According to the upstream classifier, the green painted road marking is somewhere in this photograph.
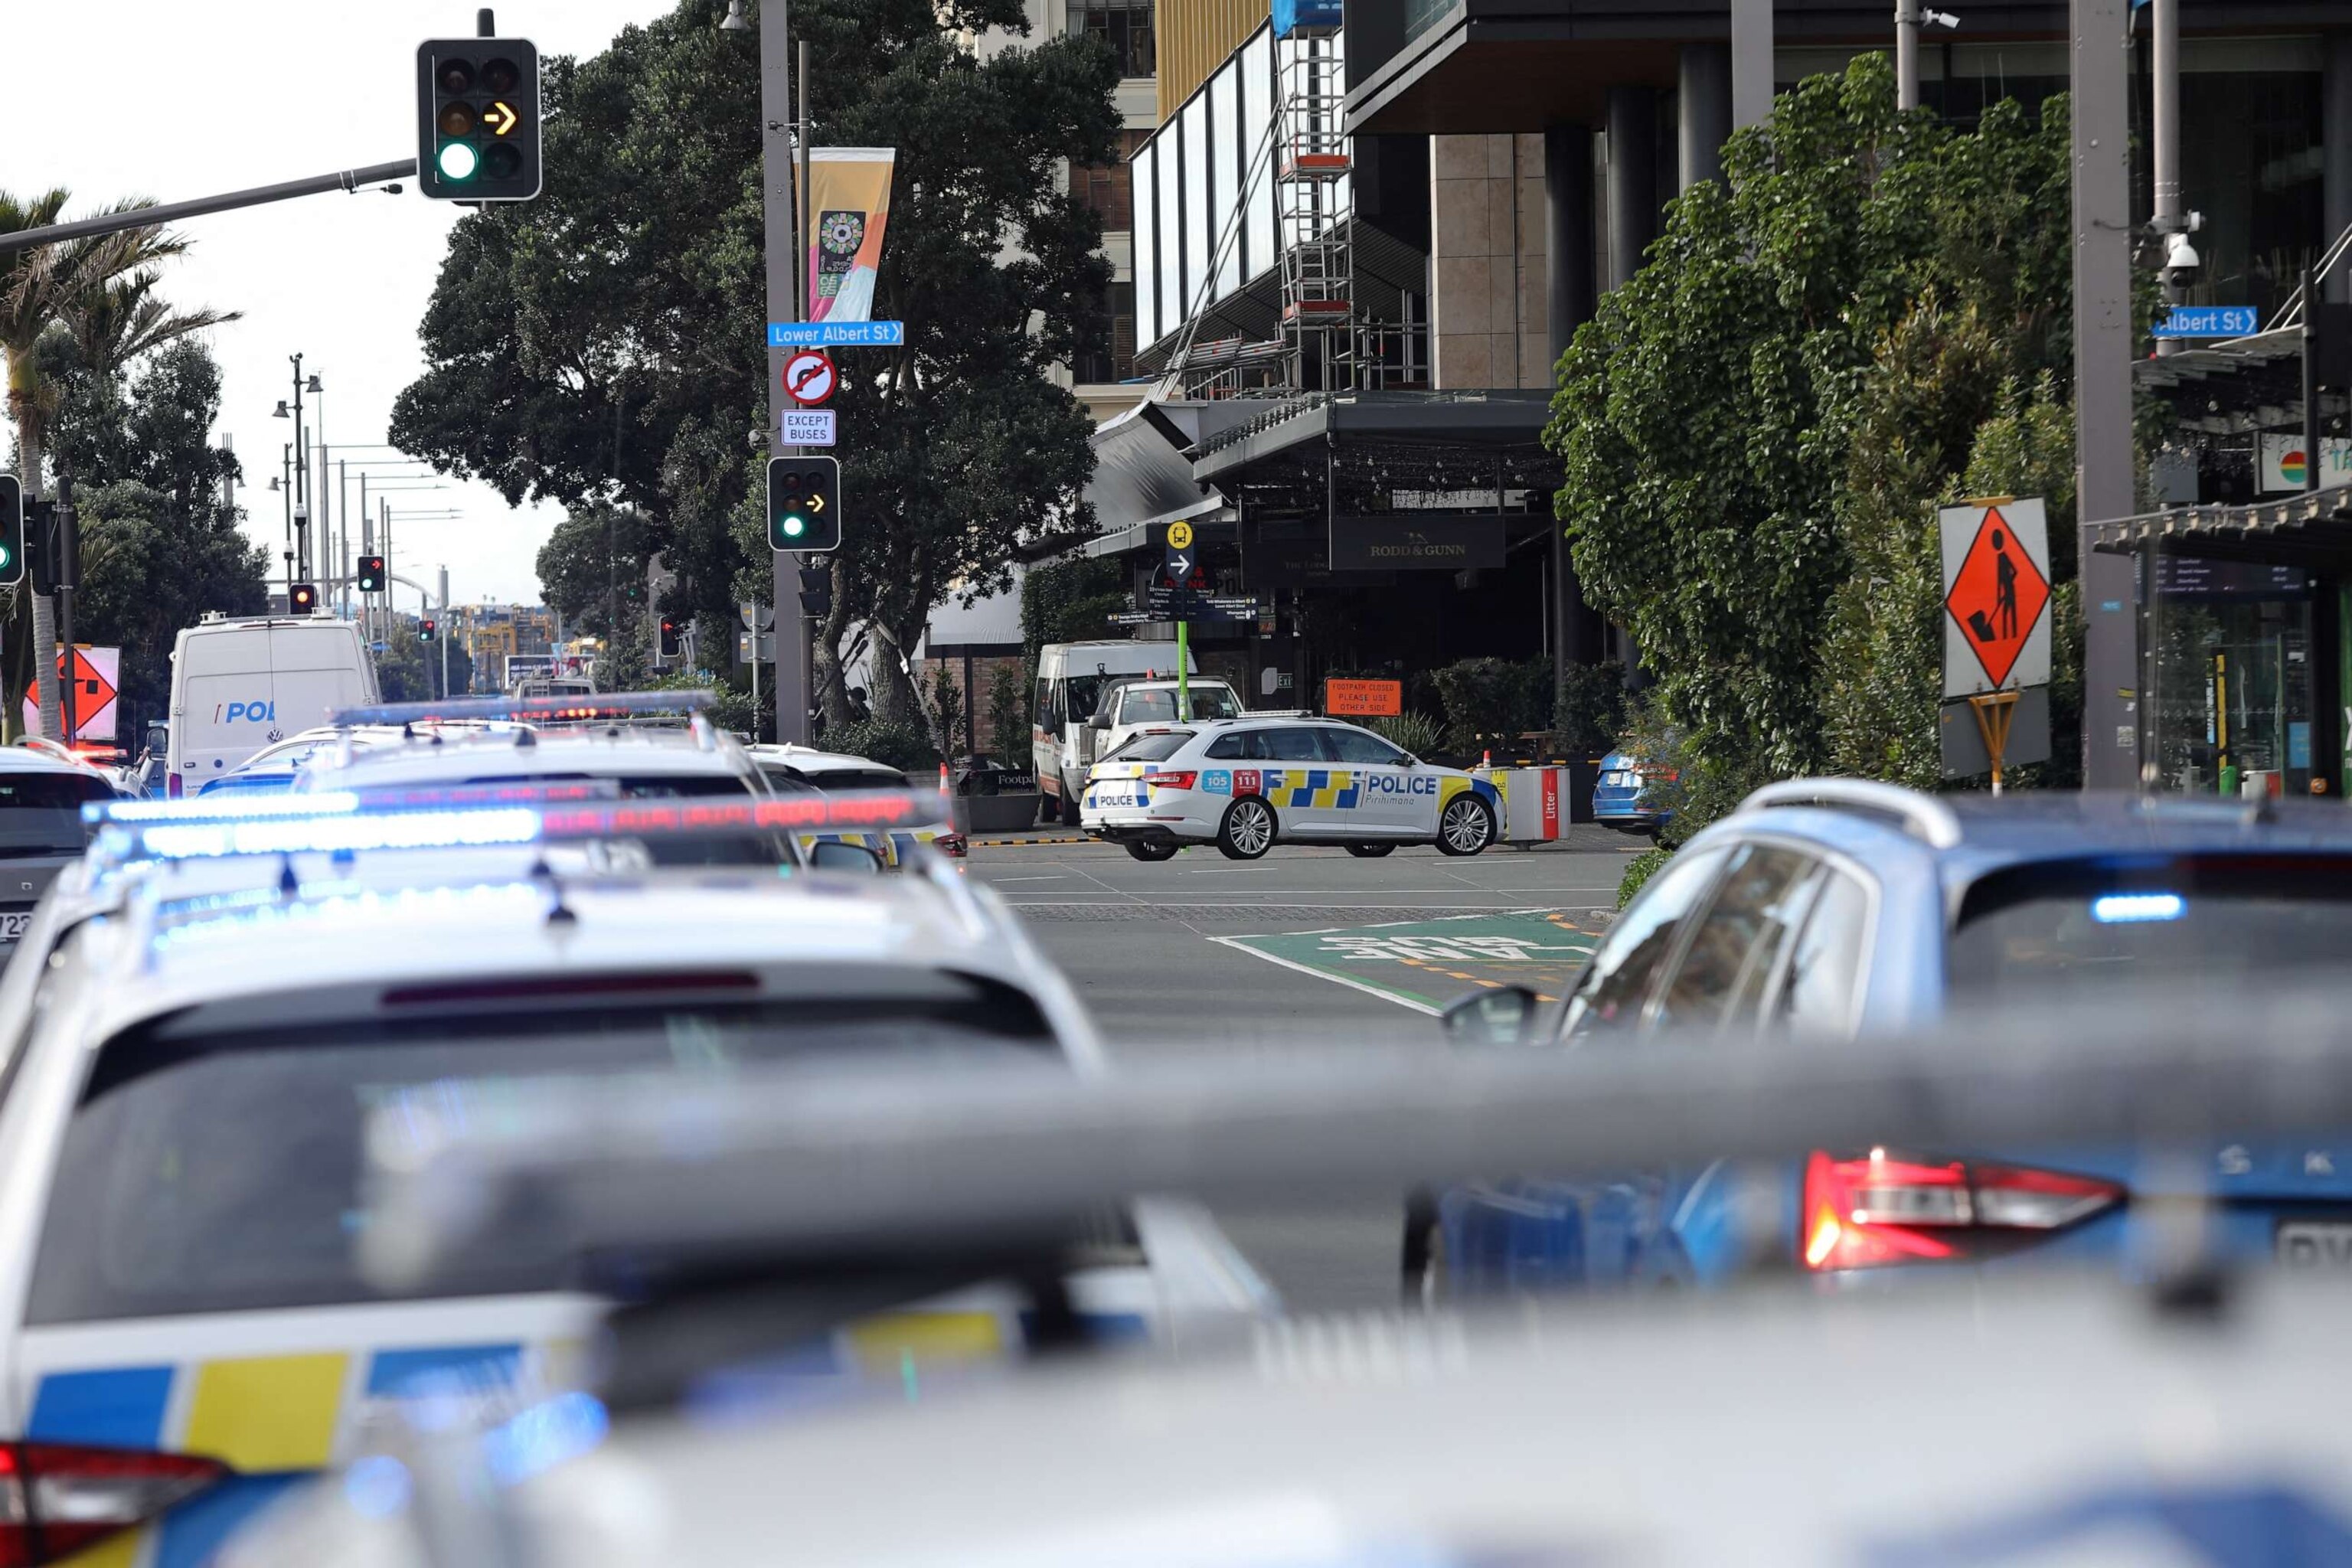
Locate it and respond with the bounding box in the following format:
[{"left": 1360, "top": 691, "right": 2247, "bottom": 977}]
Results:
[{"left": 1213, "top": 910, "right": 1606, "bottom": 1014}]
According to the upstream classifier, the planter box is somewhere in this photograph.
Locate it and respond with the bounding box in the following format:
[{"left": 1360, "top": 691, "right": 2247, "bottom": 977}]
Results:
[{"left": 959, "top": 793, "right": 1043, "bottom": 835}]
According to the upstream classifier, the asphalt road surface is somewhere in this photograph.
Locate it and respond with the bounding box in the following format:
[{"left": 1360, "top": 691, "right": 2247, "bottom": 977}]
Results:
[{"left": 969, "top": 831, "right": 1636, "bottom": 1309}]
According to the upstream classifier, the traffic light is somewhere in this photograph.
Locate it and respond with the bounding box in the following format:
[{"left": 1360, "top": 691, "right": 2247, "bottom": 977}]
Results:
[
  {"left": 420, "top": 617, "right": 437, "bottom": 642},
  {"left": 289, "top": 582, "right": 320, "bottom": 614},
  {"left": 766, "top": 457, "right": 841, "bottom": 552},
  {"left": 658, "top": 616, "right": 681, "bottom": 658},
  {"left": 417, "top": 38, "right": 542, "bottom": 201},
  {"left": 0, "top": 475, "right": 20, "bottom": 589},
  {"left": 25, "top": 503, "right": 54, "bottom": 596},
  {"left": 358, "top": 554, "right": 386, "bottom": 593},
  {"left": 796, "top": 564, "right": 831, "bottom": 619}
]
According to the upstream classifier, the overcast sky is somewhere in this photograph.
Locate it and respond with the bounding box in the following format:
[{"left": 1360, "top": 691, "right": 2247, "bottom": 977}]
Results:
[{"left": 1, "top": 0, "right": 679, "bottom": 608}]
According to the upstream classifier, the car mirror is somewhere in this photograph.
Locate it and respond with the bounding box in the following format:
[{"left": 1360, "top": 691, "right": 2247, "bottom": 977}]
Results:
[
  {"left": 1089, "top": 711, "right": 1112, "bottom": 730},
  {"left": 1440, "top": 985, "right": 1542, "bottom": 1048},
  {"left": 808, "top": 840, "right": 886, "bottom": 875}
]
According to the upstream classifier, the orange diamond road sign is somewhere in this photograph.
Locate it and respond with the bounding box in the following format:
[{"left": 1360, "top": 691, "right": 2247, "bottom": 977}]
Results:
[{"left": 1940, "top": 499, "right": 2051, "bottom": 697}]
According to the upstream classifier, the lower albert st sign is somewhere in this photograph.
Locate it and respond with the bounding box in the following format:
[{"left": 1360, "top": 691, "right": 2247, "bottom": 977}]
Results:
[
  {"left": 2151, "top": 305, "right": 2259, "bottom": 339},
  {"left": 769, "top": 320, "right": 905, "bottom": 348}
]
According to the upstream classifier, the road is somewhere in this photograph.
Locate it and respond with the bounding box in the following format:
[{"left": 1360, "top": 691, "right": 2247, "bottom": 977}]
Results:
[{"left": 968, "top": 830, "right": 1638, "bottom": 1309}]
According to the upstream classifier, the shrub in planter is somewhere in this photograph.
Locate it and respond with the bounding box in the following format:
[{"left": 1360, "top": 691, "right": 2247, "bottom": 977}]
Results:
[
  {"left": 1367, "top": 711, "right": 1443, "bottom": 758},
  {"left": 825, "top": 720, "right": 937, "bottom": 774},
  {"left": 1430, "top": 656, "right": 1554, "bottom": 753}
]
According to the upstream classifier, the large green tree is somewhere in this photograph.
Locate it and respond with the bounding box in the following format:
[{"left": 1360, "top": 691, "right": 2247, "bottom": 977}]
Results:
[
  {"left": 395, "top": 0, "right": 1116, "bottom": 725},
  {"left": 534, "top": 501, "right": 653, "bottom": 641},
  {"left": 1547, "top": 59, "right": 2079, "bottom": 825}
]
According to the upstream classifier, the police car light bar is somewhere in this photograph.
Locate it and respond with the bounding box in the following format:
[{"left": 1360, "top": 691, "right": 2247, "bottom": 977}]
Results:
[
  {"left": 329, "top": 690, "right": 719, "bottom": 728},
  {"left": 361, "top": 981, "right": 2352, "bottom": 1289},
  {"left": 87, "top": 787, "right": 947, "bottom": 867}
]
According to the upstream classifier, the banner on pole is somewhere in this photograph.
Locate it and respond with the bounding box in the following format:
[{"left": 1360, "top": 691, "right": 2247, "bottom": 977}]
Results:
[{"left": 801, "top": 149, "right": 896, "bottom": 324}]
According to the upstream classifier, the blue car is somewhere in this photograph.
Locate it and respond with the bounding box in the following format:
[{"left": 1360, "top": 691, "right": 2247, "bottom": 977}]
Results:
[
  {"left": 1591, "top": 748, "right": 1671, "bottom": 833},
  {"left": 1413, "top": 779, "right": 2352, "bottom": 1295}
]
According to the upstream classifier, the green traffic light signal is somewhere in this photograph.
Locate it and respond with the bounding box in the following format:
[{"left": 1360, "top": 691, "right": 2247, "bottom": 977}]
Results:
[
  {"left": 766, "top": 457, "right": 841, "bottom": 553},
  {"left": 418, "top": 39, "right": 541, "bottom": 201}
]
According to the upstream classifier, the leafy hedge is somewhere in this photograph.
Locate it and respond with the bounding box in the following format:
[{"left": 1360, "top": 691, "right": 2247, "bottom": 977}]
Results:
[{"left": 824, "top": 719, "right": 938, "bottom": 773}]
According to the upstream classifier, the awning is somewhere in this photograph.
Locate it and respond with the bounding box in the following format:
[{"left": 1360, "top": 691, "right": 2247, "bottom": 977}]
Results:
[
  {"left": 2089, "top": 482, "right": 2352, "bottom": 569},
  {"left": 1080, "top": 496, "right": 1233, "bottom": 559}
]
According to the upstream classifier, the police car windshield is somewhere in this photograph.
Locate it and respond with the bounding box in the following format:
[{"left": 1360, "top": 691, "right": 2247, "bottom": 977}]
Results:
[
  {"left": 1106, "top": 730, "right": 1194, "bottom": 763},
  {"left": 0, "top": 770, "right": 113, "bottom": 857},
  {"left": 1948, "top": 857, "right": 2352, "bottom": 1001},
  {"left": 28, "top": 978, "right": 1060, "bottom": 1323}
]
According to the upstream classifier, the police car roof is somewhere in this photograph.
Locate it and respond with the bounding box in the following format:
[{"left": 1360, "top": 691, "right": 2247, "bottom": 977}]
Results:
[
  {"left": 0, "top": 745, "right": 118, "bottom": 779},
  {"left": 302, "top": 725, "right": 746, "bottom": 788},
  {"left": 746, "top": 744, "right": 905, "bottom": 777},
  {"left": 72, "top": 858, "right": 1052, "bottom": 1049}
]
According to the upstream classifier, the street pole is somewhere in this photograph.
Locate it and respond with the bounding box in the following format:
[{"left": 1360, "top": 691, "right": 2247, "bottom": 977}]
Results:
[
  {"left": 2151, "top": 0, "right": 2184, "bottom": 358},
  {"left": 1177, "top": 618, "right": 1190, "bottom": 720},
  {"left": 55, "top": 465, "right": 76, "bottom": 745},
  {"left": 2305, "top": 264, "right": 2322, "bottom": 494},
  {"left": 280, "top": 445, "right": 294, "bottom": 607},
  {"left": 761, "top": 0, "right": 812, "bottom": 743},
  {"left": 289, "top": 356, "right": 309, "bottom": 580},
  {"left": 1895, "top": 0, "right": 1921, "bottom": 112},
  {"left": 439, "top": 565, "right": 452, "bottom": 698}
]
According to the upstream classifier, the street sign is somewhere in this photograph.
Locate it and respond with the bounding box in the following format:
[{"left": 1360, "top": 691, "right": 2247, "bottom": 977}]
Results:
[
  {"left": 1167, "top": 519, "right": 1194, "bottom": 551},
  {"left": 737, "top": 632, "right": 777, "bottom": 662},
  {"left": 779, "top": 408, "right": 838, "bottom": 446},
  {"left": 1106, "top": 609, "right": 1158, "bottom": 626},
  {"left": 1325, "top": 678, "right": 1403, "bottom": 717},
  {"left": 1940, "top": 498, "right": 2052, "bottom": 699},
  {"left": 23, "top": 646, "right": 120, "bottom": 743},
  {"left": 739, "top": 602, "right": 776, "bottom": 632},
  {"left": 768, "top": 321, "right": 905, "bottom": 348},
  {"left": 782, "top": 349, "right": 836, "bottom": 407},
  {"left": 2151, "top": 305, "right": 2259, "bottom": 339}
]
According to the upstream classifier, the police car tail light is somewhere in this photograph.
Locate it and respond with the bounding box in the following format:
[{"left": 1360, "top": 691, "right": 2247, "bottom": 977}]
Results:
[
  {"left": 1801, "top": 1150, "right": 2122, "bottom": 1272},
  {"left": 1147, "top": 772, "right": 1197, "bottom": 792},
  {"left": 0, "top": 1441, "right": 228, "bottom": 1565}
]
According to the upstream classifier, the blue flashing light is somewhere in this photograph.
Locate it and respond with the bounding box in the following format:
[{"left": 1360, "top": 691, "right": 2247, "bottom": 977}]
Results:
[
  {"left": 483, "top": 1393, "right": 610, "bottom": 1486},
  {"left": 2092, "top": 892, "right": 2186, "bottom": 925},
  {"left": 92, "top": 792, "right": 362, "bottom": 824},
  {"left": 140, "top": 807, "right": 541, "bottom": 862},
  {"left": 344, "top": 1455, "right": 413, "bottom": 1519}
]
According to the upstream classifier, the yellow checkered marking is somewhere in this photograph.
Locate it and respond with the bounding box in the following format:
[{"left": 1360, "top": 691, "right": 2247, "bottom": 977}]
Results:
[
  {"left": 181, "top": 1353, "right": 348, "bottom": 1471},
  {"left": 844, "top": 1312, "right": 1004, "bottom": 1377},
  {"left": 1265, "top": 770, "right": 1355, "bottom": 810}
]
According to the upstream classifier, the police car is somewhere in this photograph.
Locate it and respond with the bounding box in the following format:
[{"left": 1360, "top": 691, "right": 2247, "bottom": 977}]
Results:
[
  {"left": 1081, "top": 715, "right": 1501, "bottom": 861},
  {"left": 0, "top": 745, "right": 123, "bottom": 964},
  {"left": 746, "top": 743, "right": 965, "bottom": 864},
  {"left": 0, "top": 788, "right": 1263, "bottom": 1566}
]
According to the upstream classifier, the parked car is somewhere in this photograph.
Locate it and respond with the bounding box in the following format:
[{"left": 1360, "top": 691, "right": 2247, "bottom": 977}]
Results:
[
  {"left": 1413, "top": 779, "right": 2352, "bottom": 1297},
  {"left": 1591, "top": 746, "right": 1674, "bottom": 834}
]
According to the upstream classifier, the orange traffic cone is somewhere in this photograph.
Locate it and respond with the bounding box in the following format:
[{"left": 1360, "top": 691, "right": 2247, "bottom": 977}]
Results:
[
  {"left": 938, "top": 761, "right": 952, "bottom": 795},
  {"left": 1480, "top": 749, "right": 1491, "bottom": 771}
]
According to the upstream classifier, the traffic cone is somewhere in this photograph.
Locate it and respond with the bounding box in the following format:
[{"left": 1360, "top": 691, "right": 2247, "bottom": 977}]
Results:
[
  {"left": 939, "top": 761, "right": 952, "bottom": 797},
  {"left": 1480, "top": 749, "right": 1491, "bottom": 772}
]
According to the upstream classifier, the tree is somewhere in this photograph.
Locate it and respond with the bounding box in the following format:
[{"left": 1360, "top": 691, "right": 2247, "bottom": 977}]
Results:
[
  {"left": 1547, "top": 60, "right": 2079, "bottom": 828},
  {"left": 0, "top": 197, "right": 216, "bottom": 734},
  {"left": 536, "top": 501, "right": 653, "bottom": 639},
  {"left": 397, "top": 0, "right": 1116, "bottom": 726}
]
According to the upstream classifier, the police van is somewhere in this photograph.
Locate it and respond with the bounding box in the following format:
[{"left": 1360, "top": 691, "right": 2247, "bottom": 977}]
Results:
[
  {"left": 167, "top": 615, "right": 378, "bottom": 798},
  {"left": 1031, "top": 641, "right": 1198, "bottom": 826}
]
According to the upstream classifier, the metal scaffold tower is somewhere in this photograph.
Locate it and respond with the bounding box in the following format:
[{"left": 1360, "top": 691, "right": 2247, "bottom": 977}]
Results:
[{"left": 1274, "top": 24, "right": 1353, "bottom": 393}]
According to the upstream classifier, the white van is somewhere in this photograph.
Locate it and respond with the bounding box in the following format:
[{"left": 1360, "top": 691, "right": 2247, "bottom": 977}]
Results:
[
  {"left": 1032, "top": 640, "right": 1197, "bottom": 825},
  {"left": 166, "top": 616, "right": 380, "bottom": 797}
]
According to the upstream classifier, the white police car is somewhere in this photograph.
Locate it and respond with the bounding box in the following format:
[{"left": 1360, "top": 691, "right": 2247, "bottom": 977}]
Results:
[
  {"left": 1081, "top": 715, "right": 1502, "bottom": 861},
  {"left": 0, "top": 789, "right": 1263, "bottom": 1567}
]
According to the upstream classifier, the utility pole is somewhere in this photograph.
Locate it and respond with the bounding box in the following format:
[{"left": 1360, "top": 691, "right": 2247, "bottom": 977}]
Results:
[
  {"left": 1895, "top": 0, "right": 1921, "bottom": 112},
  {"left": 2150, "top": 0, "right": 2185, "bottom": 358},
  {"left": 439, "top": 565, "right": 452, "bottom": 697},
  {"left": 761, "top": 0, "right": 812, "bottom": 743}
]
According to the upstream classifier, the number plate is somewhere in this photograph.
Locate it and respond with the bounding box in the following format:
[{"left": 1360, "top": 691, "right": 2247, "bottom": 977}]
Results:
[
  {"left": 2276, "top": 1221, "right": 2352, "bottom": 1269},
  {"left": 0, "top": 913, "right": 30, "bottom": 942}
]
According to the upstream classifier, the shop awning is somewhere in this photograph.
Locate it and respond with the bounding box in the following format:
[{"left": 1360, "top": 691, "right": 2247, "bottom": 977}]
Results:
[{"left": 2089, "top": 482, "right": 2352, "bottom": 569}]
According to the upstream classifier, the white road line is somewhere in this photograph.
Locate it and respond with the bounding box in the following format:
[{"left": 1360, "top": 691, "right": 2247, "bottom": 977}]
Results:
[
  {"left": 1204, "top": 936, "right": 1442, "bottom": 1015},
  {"left": 988, "top": 874, "right": 1073, "bottom": 884}
]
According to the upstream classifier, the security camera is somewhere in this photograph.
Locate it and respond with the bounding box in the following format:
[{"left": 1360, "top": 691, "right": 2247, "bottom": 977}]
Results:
[
  {"left": 2163, "top": 230, "right": 2202, "bottom": 289},
  {"left": 1923, "top": 9, "right": 1960, "bottom": 28}
]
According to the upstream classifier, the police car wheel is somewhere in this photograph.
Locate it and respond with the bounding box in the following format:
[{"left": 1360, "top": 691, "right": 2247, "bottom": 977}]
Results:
[
  {"left": 1125, "top": 839, "right": 1180, "bottom": 862},
  {"left": 1345, "top": 844, "right": 1396, "bottom": 858},
  {"left": 1436, "top": 795, "right": 1495, "bottom": 857},
  {"left": 1217, "top": 798, "right": 1276, "bottom": 860},
  {"left": 1058, "top": 786, "right": 1084, "bottom": 827}
]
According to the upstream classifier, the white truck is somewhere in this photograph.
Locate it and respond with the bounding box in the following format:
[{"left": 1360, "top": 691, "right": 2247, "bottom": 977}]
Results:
[
  {"left": 1076, "top": 677, "right": 1244, "bottom": 777},
  {"left": 1031, "top": 641, "right": 1199, "bottom": 825},
  {"left": 166, "top": 615, "right": 379, "bottom": 798}
]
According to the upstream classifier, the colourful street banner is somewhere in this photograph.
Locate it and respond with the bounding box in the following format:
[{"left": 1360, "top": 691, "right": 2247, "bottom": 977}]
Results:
[{"left": 802, "top": 149, "right": 895, "bottom": 324}]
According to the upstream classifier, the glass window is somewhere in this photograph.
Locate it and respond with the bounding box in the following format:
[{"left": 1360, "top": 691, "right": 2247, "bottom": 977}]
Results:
[
  {"left": 1122, "top": 689, "right": 1180, "bottom": 724},
  {"left": 1206, "top": 730, "right": 1264, "bottom": 760},
  {"left": 1652, "top": 845, "right": 1821, "bottom": 1034},
  {"left": 1037, "top": 679, "right": 1058, "bottom": 732},
  {"left": 1106, "top": 730, "right": 1194, "bottom": 763},
  {"left": 1156, "top": 122, "right": 1183, "bottom": 343},
  {"left": 0, "top": 772, "right": 114, "bottom": 858},
  {"left": 1064, "top": 675, "right": 1106, "bottom": 728},
  {"left": 1240, "top": 28, "right": 1275, "bottom": 281},
  {"left": 1186, "top": 688, "right": 1240, "bottom": 720},
  {"left": 1777, "top": 871, "right": 1872, "bottom": 1037},
  {"left": 1560, "top": 847, "right": 1729, "bottom": 1039},
  {"left": 1075, "top": 0, "right": 1155, "bottom": 79},
  {"left": 1132, "top": 141, "right": 1158, "bottom": 346},
  {"left": 1262, "top": 727, "right": 1334, "bottom": 763},
  {"left": 1210, "top": 59, "right": 1243, "bottom": 299},
  {"left": 28, "top": 982, "right": 1060, "bottom": 1323},
  {"left": 1325, "top": 727, "right": 1406, "bottom": 766}
]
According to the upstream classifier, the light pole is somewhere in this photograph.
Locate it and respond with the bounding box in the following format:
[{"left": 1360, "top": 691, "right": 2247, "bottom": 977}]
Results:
[{"left": 1894, "top": 4, "right": 1959, "bottom": 113}]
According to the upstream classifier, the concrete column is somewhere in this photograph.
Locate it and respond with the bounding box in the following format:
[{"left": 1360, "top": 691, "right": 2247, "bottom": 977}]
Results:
[
  {"left": 1546, "top": 123, "right": 1604, "bottom": 671},
  {"left": 1606, "top": 86, "right": 1661, "bottom": 289},
  {"left": 2327, "top": 34, "right": 2352, "bottom": 304},
  {"left": 1730, "top": 0, "right": 1774, "bottom": 129},
  {"left": 2072, "top": 0, "right": 2141, "bottom": 789},
  {"left": 1678, "top": 44, "right": 1733, "bottom": 191}
]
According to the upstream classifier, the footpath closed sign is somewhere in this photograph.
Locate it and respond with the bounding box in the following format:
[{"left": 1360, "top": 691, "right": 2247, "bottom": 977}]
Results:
[
  {"left": 1940, "top": 498, "right": 2051, "bottom": 698},
  {"left": 1325, "top": 678, "right": 1403, "bottom": 717}
]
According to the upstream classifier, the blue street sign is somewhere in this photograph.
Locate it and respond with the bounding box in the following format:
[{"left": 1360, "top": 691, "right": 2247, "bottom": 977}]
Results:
[
  {"left": 2151, "top": 305, "right": 2259, "bottom": 339},
  {"left": 768, "top": 320, "right": 905, "bottom": 348}
]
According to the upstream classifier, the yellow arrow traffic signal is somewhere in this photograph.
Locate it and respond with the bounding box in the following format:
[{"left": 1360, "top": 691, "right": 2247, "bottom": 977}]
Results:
[{"left": 485, "top": 100, "right": 519, "bottom": 136}]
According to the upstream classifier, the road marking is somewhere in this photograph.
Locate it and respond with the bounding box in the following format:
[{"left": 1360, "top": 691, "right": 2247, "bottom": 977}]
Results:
[
  {"left": 1213, "top": 910, "right": 1605, "bottom": 1014},
  {"left": 1203, "top": 939, "right": 1442, "bottom": 1015}
]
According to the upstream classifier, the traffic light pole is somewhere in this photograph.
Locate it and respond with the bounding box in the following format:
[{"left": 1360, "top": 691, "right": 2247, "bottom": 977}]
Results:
[
  {"left": 760, "top": 0, "right": 812, "bottom": 745},
  {"left": 54, "top": 466, "right": 76, "bottom": 746},
  {"left": 0, "top": 162, "right": 415, "bottom": 253}
]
